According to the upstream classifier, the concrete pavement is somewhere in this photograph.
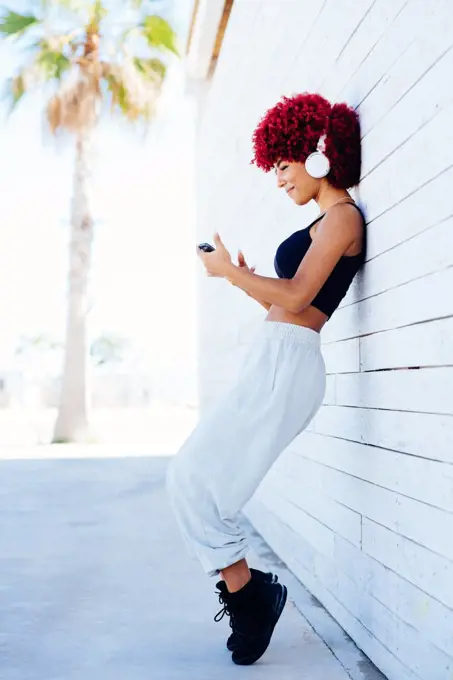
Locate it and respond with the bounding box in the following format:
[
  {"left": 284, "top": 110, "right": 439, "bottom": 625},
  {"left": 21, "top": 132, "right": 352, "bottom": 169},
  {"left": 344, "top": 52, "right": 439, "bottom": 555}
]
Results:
[{"left": 1, "top": 454, "right": 355, "bottom": 680}]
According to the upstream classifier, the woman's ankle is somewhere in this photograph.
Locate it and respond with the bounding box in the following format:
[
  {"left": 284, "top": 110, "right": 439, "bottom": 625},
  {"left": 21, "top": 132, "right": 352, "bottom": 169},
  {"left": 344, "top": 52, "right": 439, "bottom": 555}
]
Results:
[
  {"left": 221, "top": 559, "right": 252, "bottom": 593},
  {"left": 226, "top": 574, "right": 251, "bottom": 593}
]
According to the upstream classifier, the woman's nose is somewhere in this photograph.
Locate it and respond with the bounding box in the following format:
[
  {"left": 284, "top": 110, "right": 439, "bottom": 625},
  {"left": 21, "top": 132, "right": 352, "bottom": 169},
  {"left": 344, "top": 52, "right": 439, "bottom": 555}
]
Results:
[{"left": 276, "top": 171, "right": 285, "bottom": 188}]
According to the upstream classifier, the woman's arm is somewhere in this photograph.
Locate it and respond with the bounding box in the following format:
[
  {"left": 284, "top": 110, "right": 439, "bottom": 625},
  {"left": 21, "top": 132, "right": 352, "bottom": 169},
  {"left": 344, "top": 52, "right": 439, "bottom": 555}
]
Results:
[
  {"left": 246, "top": 292, "right": 271, "bottom": 310},
  {"left": 224, "top": 205, "right": 360, "bottom": 313},
  {"left": 257, "top": 299, "right": 272, "bottom": 310},
  {"left": 226, "top": 267, "right": 297, "bottom": 311},
  {"left": 237, "top": 250, "right": 272, "bottom": 311}
]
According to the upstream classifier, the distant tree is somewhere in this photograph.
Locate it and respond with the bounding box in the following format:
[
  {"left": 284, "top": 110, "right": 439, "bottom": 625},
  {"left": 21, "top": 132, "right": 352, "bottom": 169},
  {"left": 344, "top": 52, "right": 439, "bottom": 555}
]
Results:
[
  {"left": 14, "top": 334, "right": 64, "bottom": 384},
  {"left": 15, "top": 334, "right": 63, "bottom": 357},
  {"left": 90, "top": 333, "right": 130, "bottom": 366}
]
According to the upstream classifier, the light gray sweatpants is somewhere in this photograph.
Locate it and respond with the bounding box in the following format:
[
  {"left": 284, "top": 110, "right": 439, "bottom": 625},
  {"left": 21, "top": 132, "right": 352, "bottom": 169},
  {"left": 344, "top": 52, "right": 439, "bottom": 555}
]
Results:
[{"left": 166, "top": 321, "right": 326, "bottom": 578}]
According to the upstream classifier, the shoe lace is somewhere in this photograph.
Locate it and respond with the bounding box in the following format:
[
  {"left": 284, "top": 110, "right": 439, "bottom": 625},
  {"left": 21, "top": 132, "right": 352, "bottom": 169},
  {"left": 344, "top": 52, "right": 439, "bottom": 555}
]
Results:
[{"left": 214, "top": 590, "right": 235, "bottom": 630}]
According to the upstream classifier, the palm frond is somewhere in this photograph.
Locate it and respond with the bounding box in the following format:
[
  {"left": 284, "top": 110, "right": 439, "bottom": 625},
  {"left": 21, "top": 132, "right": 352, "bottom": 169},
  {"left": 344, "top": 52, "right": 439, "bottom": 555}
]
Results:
[
  {"left": 4, "top": 36, "right": 75, "bottom": 113},
  {"left": 133, "top": 56, "right": 167, "bottom": 84},
  {"left": 4, "top": 64, "right": 38, "bottom": 112},
  {"left": 9, "top": 73, "right": 26, "bottom": 109},
  {"left": 36, "top": 39, "right": 72, "bottom": 80},
  {"left": 90, "top": 0, "right": 107, "bottom": 24},
  {"left": 140, "top": 15, "right": 179, "bottom": 57},
  {"left": 103, "top": 64, "right": 129, "bottom": 115},
  {"left": 103, "top": 58, "right": 162, "bottom": 123},
  {"left": 0, "top": 10, "right": 39, "bottom": 38},
  {"left": 47, "top": 74, "right": 100, "bottom": 134}
]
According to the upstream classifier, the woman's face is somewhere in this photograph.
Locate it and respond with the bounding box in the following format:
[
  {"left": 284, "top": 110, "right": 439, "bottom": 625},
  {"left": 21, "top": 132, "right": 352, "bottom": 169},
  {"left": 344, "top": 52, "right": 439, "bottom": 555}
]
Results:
[{"left": 275, "top": 159, "right": 320, "bottom": 205}]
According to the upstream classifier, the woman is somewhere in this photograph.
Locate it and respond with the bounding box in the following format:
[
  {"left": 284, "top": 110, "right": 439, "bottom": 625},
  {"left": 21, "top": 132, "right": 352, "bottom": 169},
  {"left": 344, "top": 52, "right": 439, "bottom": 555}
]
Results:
[{"left": 166, "top": 92, "right": 364, "bottom": 666}]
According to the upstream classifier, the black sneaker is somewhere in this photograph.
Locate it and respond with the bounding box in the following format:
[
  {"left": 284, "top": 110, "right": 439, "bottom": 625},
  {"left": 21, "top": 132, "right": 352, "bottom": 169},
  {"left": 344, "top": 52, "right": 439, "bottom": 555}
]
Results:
[
  {"left": 214, "top": 568, "right": 278, "bottom": 652},
  {"left": 228, "top": 577, "right": 287, "bottom": 665}
]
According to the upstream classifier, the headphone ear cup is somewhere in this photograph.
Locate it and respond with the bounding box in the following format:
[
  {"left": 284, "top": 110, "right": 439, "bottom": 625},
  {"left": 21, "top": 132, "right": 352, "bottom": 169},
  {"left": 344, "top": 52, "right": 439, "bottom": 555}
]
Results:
[{"left": 305, "top": 151, "right": 330, "bottom": 179}]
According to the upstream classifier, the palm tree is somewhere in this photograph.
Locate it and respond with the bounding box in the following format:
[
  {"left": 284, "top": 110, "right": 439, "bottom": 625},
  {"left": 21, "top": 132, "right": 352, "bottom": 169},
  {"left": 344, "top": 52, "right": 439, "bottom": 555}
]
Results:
[{"left": 0, "top": 1, "right": 178, "bottom": 442}]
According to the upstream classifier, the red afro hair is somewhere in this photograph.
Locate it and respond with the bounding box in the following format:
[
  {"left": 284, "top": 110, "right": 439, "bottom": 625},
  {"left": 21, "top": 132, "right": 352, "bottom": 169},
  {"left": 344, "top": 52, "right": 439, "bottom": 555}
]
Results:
[{"left": 251, "top": 93, "right": 361, "bottom": 189}]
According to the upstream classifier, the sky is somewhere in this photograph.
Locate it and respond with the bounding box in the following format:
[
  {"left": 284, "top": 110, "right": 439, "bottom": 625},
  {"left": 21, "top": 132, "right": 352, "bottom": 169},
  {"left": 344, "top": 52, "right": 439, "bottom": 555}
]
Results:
[{"left": 0, "top": 0, "right": 198, "bottom": 394}]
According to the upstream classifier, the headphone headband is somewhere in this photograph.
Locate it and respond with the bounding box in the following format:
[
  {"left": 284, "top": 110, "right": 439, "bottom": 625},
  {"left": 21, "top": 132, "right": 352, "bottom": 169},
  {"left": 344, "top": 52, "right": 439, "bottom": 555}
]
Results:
[
  {"left": 317, "top": 134, "right": 327, "bottom": 154},
  {"left": 305, "top": 124, "right": 330, "bottom": 179}
]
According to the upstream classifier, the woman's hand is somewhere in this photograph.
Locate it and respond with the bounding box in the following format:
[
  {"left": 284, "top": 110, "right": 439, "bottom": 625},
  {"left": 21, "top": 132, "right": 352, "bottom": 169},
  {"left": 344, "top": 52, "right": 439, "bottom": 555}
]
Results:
[
  {"left": 196, "top": 233, "right": 232, "bottom": 277},
  {"left": 237, "top": 251, "right": 256, "bottom": 296},
  {"left": 238, "top": 250, "right": 256, "bottom": 277}
]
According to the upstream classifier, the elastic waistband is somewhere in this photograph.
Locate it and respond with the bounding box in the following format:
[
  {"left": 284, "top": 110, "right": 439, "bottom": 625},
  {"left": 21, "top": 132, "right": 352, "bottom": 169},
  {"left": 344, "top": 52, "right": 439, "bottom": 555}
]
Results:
[{"left": 261, "top": 321, "right": 321, "bottom": 348}]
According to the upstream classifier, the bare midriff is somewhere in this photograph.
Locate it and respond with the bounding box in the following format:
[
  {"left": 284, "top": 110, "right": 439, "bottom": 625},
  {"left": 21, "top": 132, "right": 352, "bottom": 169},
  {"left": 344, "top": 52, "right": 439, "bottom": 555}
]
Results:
[{"left": 265, "top": 304, "right": 328, "bottom": 333}]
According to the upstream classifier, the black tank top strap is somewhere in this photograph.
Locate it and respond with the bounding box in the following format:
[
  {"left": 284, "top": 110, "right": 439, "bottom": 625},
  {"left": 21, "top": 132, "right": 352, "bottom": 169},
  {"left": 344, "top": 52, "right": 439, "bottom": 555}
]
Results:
[
  {"left": 313, "top": 200, "right": 365, "bottom": 226},
  {"left": 307, "top": 213, "right": 325, "bottom": 229}
]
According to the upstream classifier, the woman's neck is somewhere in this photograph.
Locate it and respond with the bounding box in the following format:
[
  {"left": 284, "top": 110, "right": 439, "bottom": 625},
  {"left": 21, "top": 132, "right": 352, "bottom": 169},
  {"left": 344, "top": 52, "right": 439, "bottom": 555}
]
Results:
[{"left": 315, "top": 183, "right": 352, "bottom": 213}]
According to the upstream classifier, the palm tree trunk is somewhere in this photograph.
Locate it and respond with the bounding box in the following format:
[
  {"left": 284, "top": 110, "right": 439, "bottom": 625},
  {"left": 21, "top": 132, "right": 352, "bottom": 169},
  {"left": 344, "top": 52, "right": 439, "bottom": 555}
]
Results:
[{"left": 52, "top": 131, "right": 94, "bottom": 443}]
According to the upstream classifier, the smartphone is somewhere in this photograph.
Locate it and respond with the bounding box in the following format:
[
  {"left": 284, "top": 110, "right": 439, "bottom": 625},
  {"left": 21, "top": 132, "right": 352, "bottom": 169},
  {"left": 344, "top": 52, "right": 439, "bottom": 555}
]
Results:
[{"left": 198, "top": 242, "right": 215, "bottom": 252}]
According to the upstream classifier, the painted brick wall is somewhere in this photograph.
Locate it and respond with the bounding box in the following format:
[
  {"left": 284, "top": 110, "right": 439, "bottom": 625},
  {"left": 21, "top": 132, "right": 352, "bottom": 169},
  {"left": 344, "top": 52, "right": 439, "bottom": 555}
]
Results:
[{"left": 192, "top": 2, "right": 453, "bottom": 678}]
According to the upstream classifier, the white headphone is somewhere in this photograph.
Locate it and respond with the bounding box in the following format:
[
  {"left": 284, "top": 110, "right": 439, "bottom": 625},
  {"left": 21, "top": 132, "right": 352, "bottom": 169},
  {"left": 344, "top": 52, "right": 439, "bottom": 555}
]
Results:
[{"left": 305, "top": 134, "right": 331, "bottom": 179}]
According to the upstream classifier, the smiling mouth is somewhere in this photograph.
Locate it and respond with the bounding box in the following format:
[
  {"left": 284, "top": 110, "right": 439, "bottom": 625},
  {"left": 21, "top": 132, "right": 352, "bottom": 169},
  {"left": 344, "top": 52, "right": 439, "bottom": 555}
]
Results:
[{"left": 287, "top": 187, "right": 294, "bottom": 195}]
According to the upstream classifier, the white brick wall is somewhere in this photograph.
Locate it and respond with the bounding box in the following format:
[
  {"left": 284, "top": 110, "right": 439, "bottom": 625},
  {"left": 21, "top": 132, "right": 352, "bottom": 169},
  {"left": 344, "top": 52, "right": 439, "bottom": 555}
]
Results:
[{"left": 190, "top": 1, "right": 453, "bottom": 678}]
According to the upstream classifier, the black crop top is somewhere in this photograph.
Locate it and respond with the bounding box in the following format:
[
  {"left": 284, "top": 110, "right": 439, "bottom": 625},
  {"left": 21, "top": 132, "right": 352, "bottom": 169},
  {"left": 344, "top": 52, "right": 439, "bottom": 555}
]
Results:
[{"left": 274, "top": 203, "right": 366, "bottom": 318}]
